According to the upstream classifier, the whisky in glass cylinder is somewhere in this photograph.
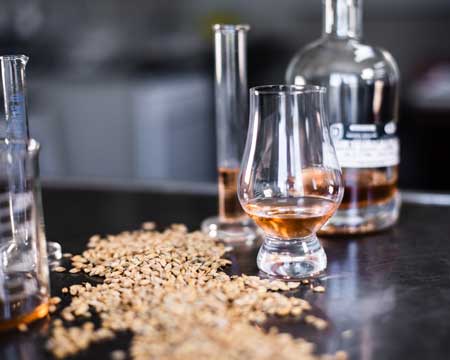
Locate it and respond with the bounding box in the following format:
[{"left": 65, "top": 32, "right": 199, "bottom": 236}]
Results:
[
  {"left": 218, "top": 167, "right": 246, "bottom": 221},
  {"left": 201, "top": 25, "right": 259, "bottom": 244}
]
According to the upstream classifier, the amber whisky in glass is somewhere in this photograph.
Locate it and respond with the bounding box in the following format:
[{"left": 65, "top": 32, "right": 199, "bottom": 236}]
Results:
[{"left": 244, "top": 197, "right": 338, "bottom": 239}]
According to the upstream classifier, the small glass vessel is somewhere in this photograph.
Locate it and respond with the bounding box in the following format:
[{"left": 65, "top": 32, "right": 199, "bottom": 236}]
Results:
[
  {"left": 0, "top": 55, "right": 61, "bottom": 263},
  {"left": 286, "top": 0, "right": 400, "bottom": 234},
  {"left": 201, "top": 25, "right": 259, "bottom": 245},
  {"left": 238, "top": 85, "right": 344, "bottom": 279}
]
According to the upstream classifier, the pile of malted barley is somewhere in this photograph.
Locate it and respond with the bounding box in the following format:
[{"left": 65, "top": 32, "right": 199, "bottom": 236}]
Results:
[{"left": 46, "top": 223, "right": 347, "bottom": 360}]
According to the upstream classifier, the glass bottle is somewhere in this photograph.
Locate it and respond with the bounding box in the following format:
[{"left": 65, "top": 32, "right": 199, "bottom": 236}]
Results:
[
  {"left": 201, "top": 25, "right": 259, "bottom": 244},
  {"left": 286, "top": 0, "right": 400, "bottom": 234}
]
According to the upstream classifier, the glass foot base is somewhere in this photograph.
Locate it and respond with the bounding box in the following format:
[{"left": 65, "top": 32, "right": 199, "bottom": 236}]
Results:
[
  {"left": 257, "top": 235, "right": 327, "bottom": 280},
  {"left": 201, "top": 216, "right": 260, "bottom": 245},
  {"left": 320, "top": 193, "right": 401, "bottom": 235}
]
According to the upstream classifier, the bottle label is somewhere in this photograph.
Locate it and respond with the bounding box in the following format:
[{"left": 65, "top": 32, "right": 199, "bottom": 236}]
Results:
[{"left": 330, "top": 122, "right": 400, "bottom": 168}]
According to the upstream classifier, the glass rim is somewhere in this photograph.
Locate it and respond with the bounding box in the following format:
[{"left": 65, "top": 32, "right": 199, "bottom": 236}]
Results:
[
  {"left": 0, "top": 54, "right": 29, "bottom": 63},
  {"left": 212, "top": 24, "right": 250, "bottom": 32},
  {"left": 251, "top": 85, "right": 326, "bottom": 95}
]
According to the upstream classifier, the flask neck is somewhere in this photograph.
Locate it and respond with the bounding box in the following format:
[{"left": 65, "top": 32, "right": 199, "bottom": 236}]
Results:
[{"left": 322, "top": 0, "right": 362, "bottom": 40}]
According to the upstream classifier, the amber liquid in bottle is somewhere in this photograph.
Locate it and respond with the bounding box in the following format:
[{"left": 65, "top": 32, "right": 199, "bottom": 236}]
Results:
[
  {"left": 340, "top": 167, "right": 398, "bottom": 210},
  {"left": 218, "top": 167, "right": 246, "bottom": 222},
  {"left": 319, "top": 166, "right": 398, "bottom": 235},
  {"left": 243, "top": 196, "right": 338, "bottom": 239},
  {"left": 0, "top": 295, "right": 48, "bottom": 331}
]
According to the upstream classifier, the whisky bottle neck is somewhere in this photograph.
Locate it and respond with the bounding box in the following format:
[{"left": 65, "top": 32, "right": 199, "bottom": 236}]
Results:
[{"left": 323, "top": 0, "right": 362, "bottom": 40}]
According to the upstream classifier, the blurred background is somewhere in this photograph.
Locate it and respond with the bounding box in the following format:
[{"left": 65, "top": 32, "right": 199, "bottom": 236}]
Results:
[{"left": 2, "top": 0, "right": 450, "bottom": 192}]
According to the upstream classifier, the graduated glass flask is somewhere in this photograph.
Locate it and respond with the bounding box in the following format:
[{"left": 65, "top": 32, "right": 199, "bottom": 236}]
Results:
[
  {"left": 0, "top": 55, "right": 61, "bottom": 264},
  {"left": 286, "top": 0, "right": 400, "bottom": 234},
  {"left": 0, "top": 55, "right": 52, "bottom": 330},
  {"left": 0, "top": 139, "right": 50, "bottom": 331}
]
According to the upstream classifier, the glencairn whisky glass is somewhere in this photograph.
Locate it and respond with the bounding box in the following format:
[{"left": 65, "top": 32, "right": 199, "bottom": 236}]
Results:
[{"left": 238, "top": 85, "right": 344, "bottom": 279}]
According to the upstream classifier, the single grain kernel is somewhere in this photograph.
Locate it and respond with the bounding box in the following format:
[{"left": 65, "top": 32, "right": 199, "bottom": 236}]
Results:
[
  {"left": 110, "top": 350, "right": 126, "bottom": 360},
  {"left": 50, "top": 297, "right": 62, "bottom": 305},
  {"left": 17, "top": 323, "right": 28, "bottom": 332},
  {"left": 313, "top": 285, "right": 325, "bottom": 293}
]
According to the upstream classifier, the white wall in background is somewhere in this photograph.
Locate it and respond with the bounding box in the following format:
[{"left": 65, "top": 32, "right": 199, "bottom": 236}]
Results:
[
  {"left": 29, "top": 74, "right": 214, "bottom": 182},
  {"left": 31, "top": 78, "right": 134, "bottom": 178},
  {"left": 132, "top": 75, "right": 214, "bottom": 182}
]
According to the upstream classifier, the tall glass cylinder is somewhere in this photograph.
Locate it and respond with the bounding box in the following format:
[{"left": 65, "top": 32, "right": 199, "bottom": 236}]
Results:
[
  {"left": 214, "top": 24, "right": 248, "bottom": 172},
  {"left": 201, "top": 25, "right": 259, "bottom": 244}
]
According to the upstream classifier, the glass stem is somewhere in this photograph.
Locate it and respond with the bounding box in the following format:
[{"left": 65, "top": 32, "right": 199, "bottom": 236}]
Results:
[
  {"left": 264, "top": 234, "right": 321, "bottom": 249},
  {"left": 257, "top": 234, "right": 327, "bottom": 279}
]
